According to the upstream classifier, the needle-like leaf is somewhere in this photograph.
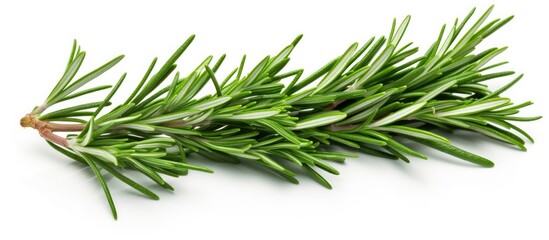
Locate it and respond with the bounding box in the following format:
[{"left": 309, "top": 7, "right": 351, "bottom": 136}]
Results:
[{"left": 294, "top": 111, "right": 347, "bottom": 130}]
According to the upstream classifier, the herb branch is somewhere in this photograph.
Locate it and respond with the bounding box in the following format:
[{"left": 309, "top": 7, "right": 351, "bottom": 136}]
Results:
[{"left": 21, "top": 6, "right": 540, "bottom": 219}]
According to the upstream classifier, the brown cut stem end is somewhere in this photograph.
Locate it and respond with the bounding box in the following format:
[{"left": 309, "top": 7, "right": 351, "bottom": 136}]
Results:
[{"left": 20, "top": 114, "right": 35, "bottom": 128}]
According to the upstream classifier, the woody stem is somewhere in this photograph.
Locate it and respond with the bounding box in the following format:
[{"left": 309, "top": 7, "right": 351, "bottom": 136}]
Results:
[{"left": 20, "top": 114, "right": 85, "bottom": 132}]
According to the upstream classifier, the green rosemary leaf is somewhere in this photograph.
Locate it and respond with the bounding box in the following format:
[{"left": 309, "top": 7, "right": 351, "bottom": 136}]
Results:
[
  {"left": 148, "top": 166, "right": 182, "bottom": 179},
  {"left": 125, "top": 57, "right": 158, "bottom": 105},
  {"left": 99, "top": 114, "right": 142, "bottom": 127},
  {"left": 210, "top": 132, "right": 259, "bottom": 141},
  {"left": 189, "top": 96, "right": 231, "bottom": 111},
  {"left": 329, "top": 132, "right": 387, "bottom": 146},
  {"left": 369, "top": 101, "right": 426, "bottom": 128},
  {"left": 271, "top": 150, "right": 303, "bottom": 166},
  {"left": 468, "top": 123, "right": 526, "bottom": 151},
  {"left": 132, "top": 143, "right": 173, "bottom": 149},
  {"left": 435, "top": 98, "right": 509, "bottom": 117},
  {"left": 50, "top": 54, "right": 125, "bottom": 104},
  {"left": 256, "top": 119, "right": 301, "bottom": 145},
  {"left": 71, "top": 145, "right": 118, "bottom": 165},
  {"left": 39, "top": 101, "right": 107, "bottom": 120},
  {"left": 254, "top": 136, "right": 284, "bottom": 148},
  {"left": 202, "top": 128, "right": 241, "bottom": 136},
  {"left": 139, "top": 138, "right": 176, "bottom": 145},
  {"left": 164, "top": 72, "right": 180, "bottom": 109},
  {"left": 265, "top": 58, "right": 290, "bottom": 77},
  {"left": 126, "top": 157, "right": 167, "bottom": 186},
  {"left": 365, "top": 130, "right": 427, "bottom": 159},
  {"left": 220, "top": 68, "right": 238, "bottom": 88},
  {"left": 394, "top": 42, "right": 415, "bottom": 56},
  {"left": 59, "top": 85, "right": 112, "bottom": 103},
  {"left": 174, "top": 136, "right": 207, "bottom": 152},
  {"left": 281, "top": 69, "right": 303, "bottom": 94},
  {"left": 388, "top": 19, "right": 396, "bottom": 46},
  {"left": 315, "top": 151, "right": 358, "bottom": 159},
  {"left": 229, "top": 109, "right": 280, "bottom": 120},
  {"left": 454, "top": 7, "right": 477, "bottom": 41},
  {"left": 416, "top": 80, "right": 457, "bottom": 103},
  {"left": 497, "top": 115, "right": 542, "bottom": 122},
  {"left": 383, "top": 145, "right": 410, "bottom": 163},
  {"left": 294, "top": 111, "right": 347, "bottom": 130},
  {"left": 477, "top": 61, "right": 509, "bottom": 73},
  {"left": 450, "top": 116, "right": 488, "bottom": 125},
  {"left": 308, "top": 153, "right": 347, "bottom": 162},
  {"left": 269, "top": 44, "right": 293, "bottom": 71},
  {"left": 481, "top": 15, "right": 514, "bottom": 38},
  {"left": 48, "top": 142, "right": 160, "bottom": 200},
  {"left": 90, "top": 139, "right": 130, "bottom": 147},
  {"left": 66, "top": 40, "right": 78, "bottom": 68},
  {"left": 357, "top": 145, "right": 398, "bottom": 160},
  {"left": 255, "top": 162, "right": 298, "bottom": 184},
  {"left": 197, "top": 139, "right": 249, "bottom": 154},
  {"left": 170, "top": 161, "right": 214, "bottom": 173},
  {"left": 313, "top": 43, "right": 359, "bottom": 94},
  {"left": 410, "top": 137, "right": 494, "bottom": 167},
  {"left": 142, "top": 110, "right": 199, "bottom": 124},
  {"left": 473, "top": 47, "right": 507, "bottom": 71},
  {"left": 207, "top": 138, "right": 257, "bottom": 147},
  {"left": 347, "top": 37, "right": 375, "bottom": 69},
  {"left": 283, "top": 89, "right": 314, "bottom": 105},
  {"left": 254, "top": 152, "right": 288, "bottom": 173},
  {"left": 350, "top": 36, "right": 386, "bottom": 72},
  {"left": 130, "top": 152, "right": 168, "bottom": 159},
  {"left": 80, "top": 118, "right": 95, "bottom": 146},
  {"left": 43, "top": 111, "right": 94, "bottom": 118},
  {"left": 205, "top": 66, "right": 222, "bottom": 97},
  {"left": 390, "top": 16, "right": 411, "bottom": 47},
  {"left": 96, "top": 103, "right": 135, "bottom": 124},
  {"left": 167, "top": 71, "right": 199, "bottom": 110},
  {"left": 502, "top": 120, "right": 534, "bottom": 143},
  {"left": 155, "top": 126, "right": 201, "bottom": 136},
  {"left": 293, "top": 95, "right": 336, "bottom": 105},
  {"left": 94, "top": 73, "right": 126, "bottom": 119},
  {"left": 482, "top": 74, "right": 523, "bottom": 100},
  {"left": 380, "top": 66, "right": 424, "bottom": 91},
  {"left": 244, "top": 56, "right": 270, "bottom": 87},
  {"left": 247, "top": 81, "right": 282, "bottom": 94},
  {"left": 418, "top": 114, "right": 471, "bottom": 129},
  {"left": 47, "top": 52, "right": 86, "bottom": 103},
  {"left": 374, "top": 125, "right": 450, "bottom": 143},
  {"left": 46, "top": 140, "right": 85, "bottom": 164},
  {"left": 211, "top": 54, "right": 226, "bottom": 72},
  {"left": 77, "top": 152, "right": 118, "bottom": 220},
  {"left": 236, "top": 55, "right": 246, "bottom": 81},
  {"left": 47, "top": 117, "right": 87, "bottom": 124},
  {"left": 342, "top": 89, "right": 395, "bottom": 115},
  {"left": 132, "top": 35, "right": 195, "bottom": 104},
  {"left": 420, "top": 36, "right": 441, "bottom": 66},
  {"left": 288, "top": 57, "right": 338, "bottom": 94},
  {"left": 197, "top": 150, "right": 241, "bottom": 164},
  {"left": 354, "top": 44, "right": 395, "bottom": 87},
  {"left": 329, "top": 89, "right": 369, "bottom": 101},
  {"left": 303, "top": 164, "right": 332, "bottom": 189},
  {"left": 300, "top": 152, "right": 339, "bottom": 175},
  {"left": 329, "top": 134, "right": 361, "bottom": 148},
  {"left": 455, "top": 6, "right": 494, "bottom": 52},
  {"left": 336, "top": 102, "right": 383, "bottom": 126}
]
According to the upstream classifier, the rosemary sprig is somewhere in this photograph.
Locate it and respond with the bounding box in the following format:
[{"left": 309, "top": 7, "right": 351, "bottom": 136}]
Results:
[{"left": 20, "top": 6, "right": 540, "bottom": 219}]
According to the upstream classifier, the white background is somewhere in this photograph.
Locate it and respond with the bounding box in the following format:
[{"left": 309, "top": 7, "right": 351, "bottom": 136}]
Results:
[{"left": 1, "top": 0, "right": 547, "bottom": 239}]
